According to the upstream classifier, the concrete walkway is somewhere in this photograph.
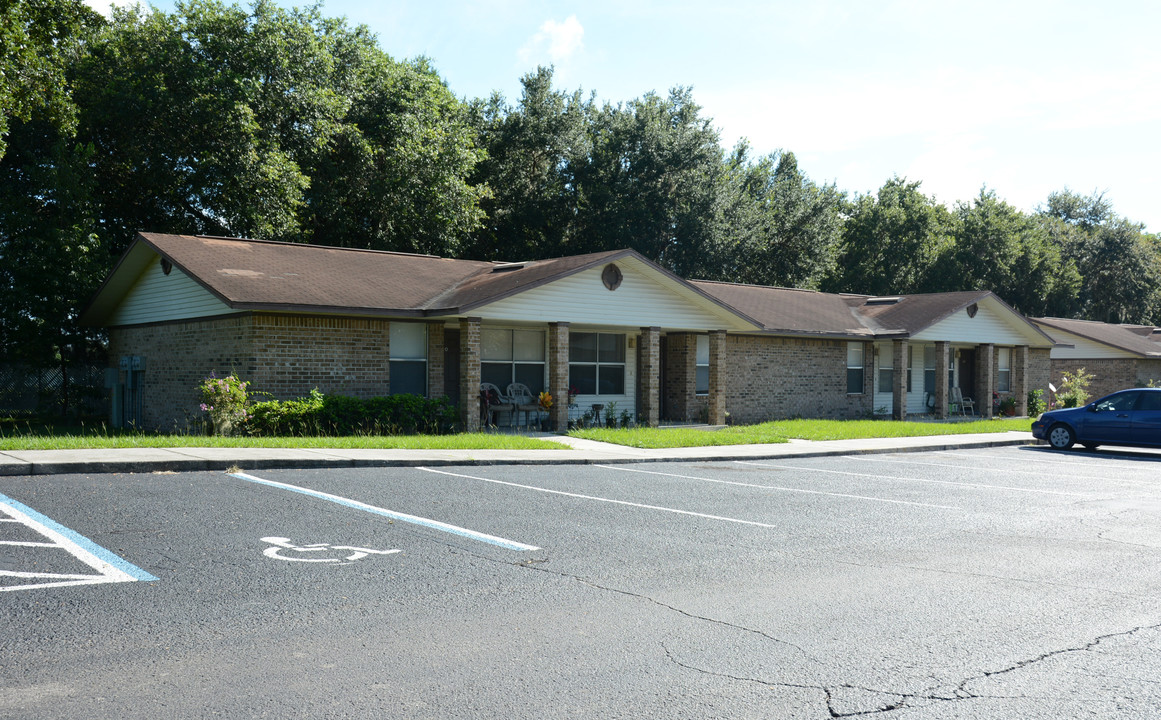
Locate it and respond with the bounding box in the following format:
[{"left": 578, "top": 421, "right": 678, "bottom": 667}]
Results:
[{"left": 0, "top": 431, "right": 1037, "bottom": 476}]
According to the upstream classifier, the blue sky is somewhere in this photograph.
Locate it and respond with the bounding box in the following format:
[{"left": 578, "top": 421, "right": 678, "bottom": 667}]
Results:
[{"left": 92, "top": 0, "right": 1161, "bottom": 233}]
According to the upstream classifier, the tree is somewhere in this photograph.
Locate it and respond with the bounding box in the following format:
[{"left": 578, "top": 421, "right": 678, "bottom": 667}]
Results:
[
  {"left": 0, "top": 0, "right": 100, "bottom": 160},
  {"left": 719, "top": 146, "right": 845, "bottom": 289},
  {"left": 464, "top": 66, "right": 591, "bottom": 261},
  {"left": 574, "top": 87, "right": 725, "bottom": 277},
  {"left": 825, "top": 176, "right": 952, "bottom": 295}
]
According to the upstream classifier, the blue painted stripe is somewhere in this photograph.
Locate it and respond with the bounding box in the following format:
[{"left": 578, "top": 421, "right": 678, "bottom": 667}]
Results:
[
  {"left": 230, "top": 473, "right": 539, "bottom": 552},
  {"left": 0, "top": 492, "right": 158, "bottom": 582}
]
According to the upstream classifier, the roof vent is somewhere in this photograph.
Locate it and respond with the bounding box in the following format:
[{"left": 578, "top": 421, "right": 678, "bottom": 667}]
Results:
[
  {"left": 865, "top": 296, "right": 903, "bottom": 305},
  {"left": 491, "top": 262, "right": 527, "bottom": 272}
]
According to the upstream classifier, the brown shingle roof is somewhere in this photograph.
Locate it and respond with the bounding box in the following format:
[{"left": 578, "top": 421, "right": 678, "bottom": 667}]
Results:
[
  {"left": 846, "top": 290, "right": 991, "bottom": 334},
  {"left": 1033, "top": 317, "right": 1161, "bottom": 357},
  {"left": 690, "top": 281, "right": 873, "bottom": 336}
]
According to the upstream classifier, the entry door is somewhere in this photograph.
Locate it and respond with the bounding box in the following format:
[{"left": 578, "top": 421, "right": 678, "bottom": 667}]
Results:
[
  {"left": 958, "top": 349, "right": 976, "bottom": 401},
  {"left": 444, "top": 329, "right": 460, "bottom": 409}
]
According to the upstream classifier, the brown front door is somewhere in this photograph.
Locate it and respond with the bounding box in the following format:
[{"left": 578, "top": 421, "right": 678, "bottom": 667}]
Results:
[{"left": 958, "top": 349, "right": 976, "bottom": 400}]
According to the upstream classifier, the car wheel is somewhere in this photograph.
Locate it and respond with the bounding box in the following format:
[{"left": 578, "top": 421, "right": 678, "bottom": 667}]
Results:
[{"left": 1047, "top": 424, "right": 1075, "bottom": 450}]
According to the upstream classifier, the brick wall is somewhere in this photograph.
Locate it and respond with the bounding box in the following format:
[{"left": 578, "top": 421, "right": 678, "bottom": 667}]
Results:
[
  {"left": 108, "top": 313, "right": 393, "bottom": 431},
  {"left": 664, "top": 333, "right": 698, "bottom": 422},
  {"left": 109, "top": 314, "right": 256, "bottom": 431},
  {"left": 724, "top": 335, "right": 872, "bottom": 423},
  {"left": 1050, "top": 357, "right": 1161, "bottom": 402},
  {"left": 249, "top": 315, "right": 390, "bottom": 400}
]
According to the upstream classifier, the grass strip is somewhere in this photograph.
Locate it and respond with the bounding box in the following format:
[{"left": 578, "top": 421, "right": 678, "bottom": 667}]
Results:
[
  {"left": 570, "top": 417, "right": 1032, "bottom": 448},
  {"left": 0, "top": 431, "right": 564, "bottom": 452}
]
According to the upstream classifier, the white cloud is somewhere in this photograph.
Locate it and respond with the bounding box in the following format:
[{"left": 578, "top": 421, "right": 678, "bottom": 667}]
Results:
[{"left": 518, "top": 15, "right": 585, "bottom": 66}]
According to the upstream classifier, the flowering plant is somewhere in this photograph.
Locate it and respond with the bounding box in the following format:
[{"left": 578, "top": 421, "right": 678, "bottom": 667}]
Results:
[
  {"left": 538, "top": 390, "right": 554, "bottom": 410},
  {"left": 568, "top": 386, "right": 578, "bottom": 404},
  {"left": 199, "top": 372, "right": 251, "bottom": 435}
]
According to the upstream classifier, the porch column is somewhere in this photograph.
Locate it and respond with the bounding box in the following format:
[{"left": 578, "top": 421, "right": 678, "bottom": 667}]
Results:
[
  {"left": 426, "top": 321, "right": 445, "bottom": 399},
  {"left": 459, "top": 317, "right": 482, "bottom": 432},
  {"left": 548, "top": 322, "right": 570, "bottom": 431},
  {"left": 665, "top": 333, "right": 697, "bottom": 422},
  {"left": 708, "top": 330, "right": 727, "bottom": 425},
  {"left": 892, "top": 339, "right": 908, "bottom": 421},
  {"left": 1014, "top": 345, "right": 1029, "bottom": 415},
  {"left": 977, "top": 343, "right": 995, "bottom": 419},
  {"left": 935, "top": 341, "right": 950, "bottom": 419},
  {"left": 638, "top": 327, "right": 661, "bottom": 427}
]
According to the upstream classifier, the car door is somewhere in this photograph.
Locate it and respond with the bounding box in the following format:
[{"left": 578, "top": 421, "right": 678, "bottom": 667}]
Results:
[
  {"left": 1083, "top": 391, "right": 1140, "bottom": 444},
  {"left": 1130, "top": 391, "right": 1161, "bottom": 446}
]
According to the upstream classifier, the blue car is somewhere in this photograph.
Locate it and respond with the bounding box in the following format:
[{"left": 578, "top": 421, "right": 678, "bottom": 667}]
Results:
[{"left": 1032, "top": 388, "right": 1161, "bottom": 450}]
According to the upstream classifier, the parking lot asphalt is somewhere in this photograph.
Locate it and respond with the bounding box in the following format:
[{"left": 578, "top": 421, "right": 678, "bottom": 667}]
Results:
[
  {"left": 0, "top": 430, "right": 1039, "bottom": 475},
  {"left": 5, "top": 444, "right": 1161, "bottom": 718}
]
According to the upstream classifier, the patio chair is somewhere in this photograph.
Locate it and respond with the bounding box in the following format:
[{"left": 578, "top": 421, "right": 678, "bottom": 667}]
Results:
[
  {"left": 952, "top": 387, "right": 976, "bottom": 416},
  {"left": 506, "top": 382, "right": 543, "bottom": 429},
  {"left": 479, "top": 383, "right": 514, "bottom": 427}
]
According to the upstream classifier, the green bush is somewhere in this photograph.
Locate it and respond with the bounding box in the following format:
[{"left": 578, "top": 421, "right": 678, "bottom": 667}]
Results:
[
  {"left": 245, "top": 390, "right": 456, "bottom": 436},
  {"left": 1056, "top": 367, "right": 1093, "bottom": 409},
  {"left": 1027, "top": 388, "right": 1046, "bottom": 416}
]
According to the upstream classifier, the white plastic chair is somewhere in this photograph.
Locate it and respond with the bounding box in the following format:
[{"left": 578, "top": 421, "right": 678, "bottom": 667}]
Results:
[
  {"left": 479, "top": 383, "right": 514, "bottom": 427},
  {"left": 506, "top": 382, "right": 543, "bottom": 429},
  {"left": 952, "top": 387, "right": 976, "bottom": 416}
]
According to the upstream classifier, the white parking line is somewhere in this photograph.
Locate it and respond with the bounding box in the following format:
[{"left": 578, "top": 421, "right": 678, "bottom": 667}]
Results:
[
  {"left": 842, "top": 456, "right": 1092, "bottom": 491},
  {"left": 597, "top": 465, "right": 961, "bottom": 509},
  {"left": 734, "top": 461, "right": 1086, "bottom": 496},
  {"left": 231, "top": 472, "right": 539, "bottom": 552},
  {"left": 934, "top": 449, "right": 1161, "bottom": 473},
  {"left": 0, "top": 492, "right": 158, "bottom": 592},
  {"left": 417, "top": 467, "right": 788, "bottom": 528}
]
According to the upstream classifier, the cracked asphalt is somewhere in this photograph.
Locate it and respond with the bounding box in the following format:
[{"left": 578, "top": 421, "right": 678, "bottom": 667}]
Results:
[{"left": 3, "top": 445, "right": 1161, "bottom": 718}]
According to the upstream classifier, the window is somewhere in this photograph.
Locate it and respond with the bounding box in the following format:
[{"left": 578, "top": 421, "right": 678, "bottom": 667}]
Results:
[
  {"left": 390, "top": 323, "right": 427, "bottom": 395},
  {"left": 569, "top": 332, "right": 625, "bottom": 395},
  {"left": 877, "top": 344, "right": 893, "bottom": 392},
  {"left": 997, "top": 347, "right": 1011, "bottom": 392},
  {"left": 482, "top": 329, "right": 545, "bottom": 394},
  {"left": 924, "top": 346, "right": 936, "bottom": 395},
  {"left": 696, "top": 335, "right": 709, "bottom": 395},
  {"left": 846, "top": 343, "right": 864, "bottom": 394}
]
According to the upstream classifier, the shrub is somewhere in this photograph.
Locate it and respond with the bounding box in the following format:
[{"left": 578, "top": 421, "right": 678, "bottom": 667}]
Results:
[
  {"left": 198, "top": 373, "right": 250, "bottom": 436},
  {"left": 1057, "top": 368, "right": 1093, "bottom": 409},
  {"left": 244, "top": 390, "right": 456, "bottom": 436},
  {"left": 1027, "top": 388, "right": 1046, "bottom": 416}
]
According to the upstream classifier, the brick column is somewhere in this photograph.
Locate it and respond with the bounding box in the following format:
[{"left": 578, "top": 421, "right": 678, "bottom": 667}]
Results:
[
  {"left": 459, "top": 317, "right": 481, "bottom": 432},
  {"left": 708, "top": 330, "right": 727, "bottom": 425},
  {"left": 892, "top": 339, "right": 908, "bottom": 421},
  {"left": 977, "top": 343, "right": 995, "bottom": 418},
  {"left": 665, "top": 333, "right": 697, "bottom": 422},
  {"left": 427, "top": 321, "right": 445, "bottom": 399},
  {"left": 1014, "top": 345, "right": 1029, "bottom": 415},
  {"left": 935, "top": 341, "right": 950, "bottom": 418},
  {"left": 638, "top": 327, "right": 661, "bottom": 427},
  {"left": 548, "top": 322, "right": 570, "bottom": 431}
]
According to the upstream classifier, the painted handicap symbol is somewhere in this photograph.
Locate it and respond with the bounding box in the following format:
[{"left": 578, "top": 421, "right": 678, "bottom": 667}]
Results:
[{"left": 261, "top": 536, "right": 400, "bottom": 565}]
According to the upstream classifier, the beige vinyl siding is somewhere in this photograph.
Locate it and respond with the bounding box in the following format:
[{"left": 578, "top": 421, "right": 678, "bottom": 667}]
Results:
[
  {"left": 1044, "top": 329, "right": 1139, "bottom": 359},
  {"left": 110, "top": 257, "right": 234, "bottom": 326},
  {"left": 912, "top": 298, "right": 1047, "bottom": 346},
  {"left": 477, "top": 258, "right": 749, "bottom": 330}
]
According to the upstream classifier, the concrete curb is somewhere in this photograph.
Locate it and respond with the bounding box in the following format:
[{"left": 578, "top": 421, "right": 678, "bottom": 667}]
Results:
[{"left": 0, "top": 434, "right": 1036, "bottom": 476}]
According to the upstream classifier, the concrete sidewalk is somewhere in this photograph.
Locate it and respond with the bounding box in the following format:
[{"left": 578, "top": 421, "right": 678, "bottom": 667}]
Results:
[{"left": 0, "top": 431, "right": 1037, "bottom": 476}]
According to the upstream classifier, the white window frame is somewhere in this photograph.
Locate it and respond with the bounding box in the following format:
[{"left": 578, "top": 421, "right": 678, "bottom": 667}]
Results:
[
  {"left": 389, "top": 322, "right": 428, "bottom": 395},
  {"left": 877, "top": 344, "right": 894, "bottom": 392},
  {"left": 846, "top": 342, "right": 865, "bottom": 395},
  {"left": 482, "top": 328, "right": 546, "bottom": 394},
  {"left": 569, "top": 332, "right": 627, "bottom": 396},
  {"left": 997, "top": 347, "right": 1011, "bottom": 393},
  {"left": 695, "top": 335, "right": 709, "bottom": 396}
]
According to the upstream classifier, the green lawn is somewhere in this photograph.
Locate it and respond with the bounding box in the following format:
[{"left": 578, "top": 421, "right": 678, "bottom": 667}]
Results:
[
  {"left": 0, "top": 421, "right": 564, "bottom": 451},
  {"left": 0, "top": 416, "right": 1033, "bottom": 451},
  {"left": 569, "top": 417, "right": 1033, "bottom": 449}
]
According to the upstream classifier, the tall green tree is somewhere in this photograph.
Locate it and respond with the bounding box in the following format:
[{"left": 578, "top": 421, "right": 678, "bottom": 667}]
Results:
[
  {"left": 575, "top": 87, "right": 725, "bottom": 277},
  {"left": 719, "top": 146, "right": 844, "bottom": 289},
  {"left": 464, "top": 66, "right": 591, "bottom": 261},
  {"left": 825, "top": 176, "right": 952, "bottom": 295},
  {"left": 0, "top": 0, "right": 99, "bottom": 160}
]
